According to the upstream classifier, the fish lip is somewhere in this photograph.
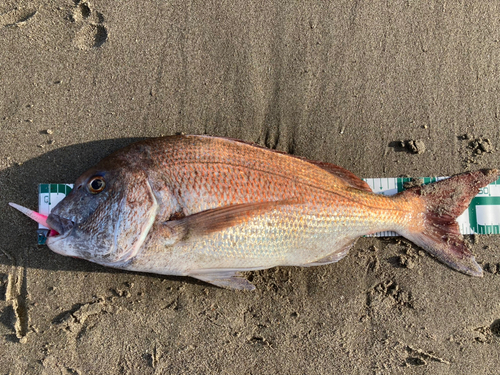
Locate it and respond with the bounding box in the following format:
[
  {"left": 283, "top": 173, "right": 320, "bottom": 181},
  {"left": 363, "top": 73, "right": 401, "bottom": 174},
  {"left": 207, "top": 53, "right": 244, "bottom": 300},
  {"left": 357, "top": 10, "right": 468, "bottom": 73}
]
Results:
[{"left": 46, "top": 214, "right": 75, "bottom": 237}]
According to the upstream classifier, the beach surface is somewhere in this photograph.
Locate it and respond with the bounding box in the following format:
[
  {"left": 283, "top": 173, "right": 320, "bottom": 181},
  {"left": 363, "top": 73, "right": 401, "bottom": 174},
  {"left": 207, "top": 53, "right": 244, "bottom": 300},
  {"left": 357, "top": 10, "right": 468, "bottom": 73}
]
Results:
[{"left": 1, "top": 1, "right": 499, "bottom": 374}]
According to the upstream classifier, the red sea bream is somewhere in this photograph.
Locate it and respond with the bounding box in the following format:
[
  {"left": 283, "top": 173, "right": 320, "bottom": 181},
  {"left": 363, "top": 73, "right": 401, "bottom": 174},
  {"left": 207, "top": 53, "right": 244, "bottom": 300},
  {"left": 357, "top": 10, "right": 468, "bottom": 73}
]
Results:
[{"left": 9, "top": 136, "right": 499, "bottom": 290}]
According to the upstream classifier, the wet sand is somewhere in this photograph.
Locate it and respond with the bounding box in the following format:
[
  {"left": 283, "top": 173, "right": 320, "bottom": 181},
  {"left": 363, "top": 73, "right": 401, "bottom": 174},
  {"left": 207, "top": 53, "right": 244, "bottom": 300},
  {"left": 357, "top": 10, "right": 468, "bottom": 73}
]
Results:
[{"left": 1, "top": 1, "right": 499, "bottom": 374}]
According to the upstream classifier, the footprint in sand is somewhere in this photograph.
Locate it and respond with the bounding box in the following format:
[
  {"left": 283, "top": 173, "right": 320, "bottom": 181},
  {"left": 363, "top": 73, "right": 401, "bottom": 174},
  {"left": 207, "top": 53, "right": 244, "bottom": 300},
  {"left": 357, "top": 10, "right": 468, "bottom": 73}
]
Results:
[
  {"left": 70, "top": 1, "right": 108, "bottom": 50},
  {"left": 0, "top": 6, "right": 37, "bottom": 28}
]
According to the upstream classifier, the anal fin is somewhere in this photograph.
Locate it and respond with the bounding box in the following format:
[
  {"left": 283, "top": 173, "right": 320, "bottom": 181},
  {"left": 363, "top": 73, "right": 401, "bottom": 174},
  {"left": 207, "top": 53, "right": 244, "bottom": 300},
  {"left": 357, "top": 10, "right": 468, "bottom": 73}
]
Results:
[
  {"left": 189, "top": 270, "right": 256, "bottom": 291},
  {"left": 301, "top": 241, "right": 355, "bottom": 267}
]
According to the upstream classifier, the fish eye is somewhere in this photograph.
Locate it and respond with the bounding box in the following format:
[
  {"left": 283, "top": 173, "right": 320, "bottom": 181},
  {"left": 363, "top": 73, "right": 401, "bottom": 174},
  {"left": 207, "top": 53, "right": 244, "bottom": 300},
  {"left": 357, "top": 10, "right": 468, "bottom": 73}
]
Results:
[{"left": 88, "top": 176, "right": 106, "bottom": 194}]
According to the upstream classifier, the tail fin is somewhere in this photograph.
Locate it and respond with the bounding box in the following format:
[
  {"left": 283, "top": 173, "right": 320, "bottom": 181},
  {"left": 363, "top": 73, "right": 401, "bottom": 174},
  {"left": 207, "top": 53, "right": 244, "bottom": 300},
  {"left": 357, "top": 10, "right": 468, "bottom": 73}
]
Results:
[{"left": 399, "top": 169, "right": 499, "bottom": 277}]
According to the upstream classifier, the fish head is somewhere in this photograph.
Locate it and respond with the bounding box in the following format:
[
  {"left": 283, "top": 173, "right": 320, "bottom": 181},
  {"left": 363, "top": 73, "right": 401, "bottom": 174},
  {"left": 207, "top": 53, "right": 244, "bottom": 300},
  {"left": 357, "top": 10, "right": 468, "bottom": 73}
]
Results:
[{"left": 46, "top": 162, "right": 158, "bottom": 266}]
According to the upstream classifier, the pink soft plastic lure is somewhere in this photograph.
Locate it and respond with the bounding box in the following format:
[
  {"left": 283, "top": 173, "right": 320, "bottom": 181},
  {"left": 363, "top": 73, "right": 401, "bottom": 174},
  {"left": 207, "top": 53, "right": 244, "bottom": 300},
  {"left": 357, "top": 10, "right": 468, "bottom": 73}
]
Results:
[{"left": 9, "top": 202, "right": 59, "bottom": 236}]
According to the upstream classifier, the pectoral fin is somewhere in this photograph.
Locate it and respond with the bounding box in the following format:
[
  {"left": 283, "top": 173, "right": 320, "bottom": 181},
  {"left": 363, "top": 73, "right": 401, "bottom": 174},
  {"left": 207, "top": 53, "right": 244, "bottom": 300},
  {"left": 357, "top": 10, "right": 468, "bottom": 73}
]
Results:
[
  {"left": 189, "top": 270, "right": 256, "bottom": 291},
  {"left": 164, "top": 199, "right": 299, "bottom": 240}
]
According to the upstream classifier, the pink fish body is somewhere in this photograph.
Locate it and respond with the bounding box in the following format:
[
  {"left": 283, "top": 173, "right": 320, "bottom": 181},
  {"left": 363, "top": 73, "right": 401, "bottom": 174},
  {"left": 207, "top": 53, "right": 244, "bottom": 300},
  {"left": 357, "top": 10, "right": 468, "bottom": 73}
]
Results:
[{"left": 10, "top": 136, "right": 499, "bottom": 290}]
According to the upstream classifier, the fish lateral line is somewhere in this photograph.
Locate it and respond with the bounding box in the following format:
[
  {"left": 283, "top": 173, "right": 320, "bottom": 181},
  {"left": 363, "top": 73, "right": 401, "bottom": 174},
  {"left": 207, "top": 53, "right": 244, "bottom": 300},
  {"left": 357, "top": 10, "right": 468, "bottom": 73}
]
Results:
[
  {"left": 164, "top": 160, "right": 369, "bottom": 199},
  {"left": 162, "top": 160, "right": 415, "bottom": 212}
]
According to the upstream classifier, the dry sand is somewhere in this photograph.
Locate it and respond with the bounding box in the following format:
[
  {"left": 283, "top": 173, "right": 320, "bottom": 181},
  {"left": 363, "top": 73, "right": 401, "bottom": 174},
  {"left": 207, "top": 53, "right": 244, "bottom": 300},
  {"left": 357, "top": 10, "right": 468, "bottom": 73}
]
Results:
[{"left": 1, "top": 1, "right": 500, "bottom": 374}]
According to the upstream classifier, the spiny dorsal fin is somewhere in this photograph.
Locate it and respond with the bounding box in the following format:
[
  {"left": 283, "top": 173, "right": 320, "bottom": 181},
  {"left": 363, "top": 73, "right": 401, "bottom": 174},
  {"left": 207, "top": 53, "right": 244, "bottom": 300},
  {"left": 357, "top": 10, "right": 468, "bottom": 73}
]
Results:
[{"left": 203, "top": 136, "right": 372, "bottom": 192}]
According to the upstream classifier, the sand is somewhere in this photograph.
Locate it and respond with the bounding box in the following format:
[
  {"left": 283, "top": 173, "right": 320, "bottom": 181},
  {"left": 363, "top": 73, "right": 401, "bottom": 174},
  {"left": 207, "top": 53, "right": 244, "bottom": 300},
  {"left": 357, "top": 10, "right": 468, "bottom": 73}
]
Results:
[{"left": 1, "top": 1, "right": 499, "bottom": 374}]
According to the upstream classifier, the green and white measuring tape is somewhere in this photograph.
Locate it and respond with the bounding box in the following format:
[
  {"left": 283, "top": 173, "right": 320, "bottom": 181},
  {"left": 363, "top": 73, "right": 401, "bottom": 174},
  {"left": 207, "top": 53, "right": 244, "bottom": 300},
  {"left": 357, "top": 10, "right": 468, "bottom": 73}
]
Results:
[
  {"left": 37, "top": 177, "right": 500, "bottom": 245},
  {"left": 38, "top": 184, "right": 73, "bottom": 245}
]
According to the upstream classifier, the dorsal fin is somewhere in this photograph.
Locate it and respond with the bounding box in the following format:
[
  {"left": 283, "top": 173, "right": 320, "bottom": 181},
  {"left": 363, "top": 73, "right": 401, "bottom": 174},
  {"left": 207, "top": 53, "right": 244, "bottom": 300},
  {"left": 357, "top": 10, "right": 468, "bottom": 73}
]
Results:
[
  {"left": 206, "top": 136, "right": 372, "bottom": 192},
  {"left": 301, "top": 160, "right": 371, "bottom": 192}
]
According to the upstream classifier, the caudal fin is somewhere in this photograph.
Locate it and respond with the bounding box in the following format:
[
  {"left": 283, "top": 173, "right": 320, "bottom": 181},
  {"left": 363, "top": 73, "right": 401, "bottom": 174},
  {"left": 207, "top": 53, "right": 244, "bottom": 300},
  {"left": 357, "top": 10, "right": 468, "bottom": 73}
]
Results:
[{"left": 399, "top": 169, "right": 499, "bottom": 277}]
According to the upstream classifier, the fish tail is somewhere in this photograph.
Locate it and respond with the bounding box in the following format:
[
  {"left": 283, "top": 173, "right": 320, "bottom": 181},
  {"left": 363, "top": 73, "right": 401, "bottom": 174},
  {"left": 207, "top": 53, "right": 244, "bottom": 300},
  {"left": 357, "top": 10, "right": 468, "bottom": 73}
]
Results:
[{"left": 397, "top": 169, "right": 499, "bottom": 276}]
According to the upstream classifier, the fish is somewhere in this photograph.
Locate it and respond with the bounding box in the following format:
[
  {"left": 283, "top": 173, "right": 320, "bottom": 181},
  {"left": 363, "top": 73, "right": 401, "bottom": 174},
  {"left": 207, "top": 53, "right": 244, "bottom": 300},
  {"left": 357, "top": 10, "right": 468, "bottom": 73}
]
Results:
[{"left": 9, "top": 135, "right": 500, "bottom": 290}]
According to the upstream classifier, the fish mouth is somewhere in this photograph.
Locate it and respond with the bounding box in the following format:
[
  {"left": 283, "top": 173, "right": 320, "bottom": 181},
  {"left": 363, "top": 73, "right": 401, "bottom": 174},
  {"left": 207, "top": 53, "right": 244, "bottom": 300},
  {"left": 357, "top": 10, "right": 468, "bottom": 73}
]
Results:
[{"left": 46, "top": 214, "right": 75, "bottom": 237}]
